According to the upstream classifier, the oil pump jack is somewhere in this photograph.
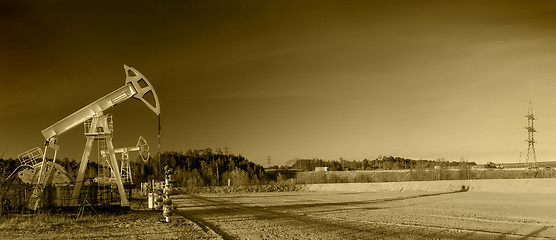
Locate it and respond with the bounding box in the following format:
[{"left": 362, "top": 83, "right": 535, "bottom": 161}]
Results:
[{"left": 18, "top": 65, "right": 160, "bottom": 211}]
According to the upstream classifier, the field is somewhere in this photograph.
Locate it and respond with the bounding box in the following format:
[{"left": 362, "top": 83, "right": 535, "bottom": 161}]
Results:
[
  {"left": 3, "top": 178, "right": 556, "bottom": 239},
  {"left": 172, "top": 178, "right": 556, "bottom": 240}
]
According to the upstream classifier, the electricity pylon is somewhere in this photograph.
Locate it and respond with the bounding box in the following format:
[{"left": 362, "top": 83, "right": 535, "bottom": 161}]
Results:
[{"left": 525, "top": 101, "right": 537, "bottom": 168}]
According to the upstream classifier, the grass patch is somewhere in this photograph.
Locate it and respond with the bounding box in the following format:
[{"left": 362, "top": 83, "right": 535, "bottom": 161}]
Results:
[
  {"left": 0, "top": 210, "right": 215, "bottom": 239},
  {"left": 175, "top": 184, "right": 308, "bottom": 194}
]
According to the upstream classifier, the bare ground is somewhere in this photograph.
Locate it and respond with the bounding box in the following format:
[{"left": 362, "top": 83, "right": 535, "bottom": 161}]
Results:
[{"left": 173, "top": 190, "right": 556, "bottom": 240}]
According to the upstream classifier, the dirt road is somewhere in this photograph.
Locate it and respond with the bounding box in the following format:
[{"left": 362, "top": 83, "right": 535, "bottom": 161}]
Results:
[{"left": 173, "top": 190, "right": 556, "bottom": 240}]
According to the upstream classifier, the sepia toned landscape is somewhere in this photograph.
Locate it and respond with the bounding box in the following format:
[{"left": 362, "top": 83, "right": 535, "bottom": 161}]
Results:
[{"left": 3, "top": 0, "right": 556, "bottom": 239}]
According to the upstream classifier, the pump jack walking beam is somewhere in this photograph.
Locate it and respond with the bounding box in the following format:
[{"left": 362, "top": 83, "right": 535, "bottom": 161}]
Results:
[{"left": 41, "top": 65, "right": 160, "bottom": 140}]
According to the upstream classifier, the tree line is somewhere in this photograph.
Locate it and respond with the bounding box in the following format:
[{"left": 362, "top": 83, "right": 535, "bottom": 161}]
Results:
[
  {"left": 284, "top": 156, "right": 477, "bottom": 171},
  {"left": 132, "top": 149, "right": 267, "bottom": 187}
]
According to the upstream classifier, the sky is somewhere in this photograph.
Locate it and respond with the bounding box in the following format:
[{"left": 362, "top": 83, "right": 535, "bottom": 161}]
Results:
[{"left": 2, "top": 1, "right": 556, "bottom": 166}]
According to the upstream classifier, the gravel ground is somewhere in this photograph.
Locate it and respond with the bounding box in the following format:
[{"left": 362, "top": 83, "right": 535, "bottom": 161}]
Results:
[{"left": 173, "top": 190, "right": 556, "bottom": 240}]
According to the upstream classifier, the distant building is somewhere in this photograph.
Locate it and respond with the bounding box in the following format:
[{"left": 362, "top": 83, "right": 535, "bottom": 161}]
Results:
[{"left": 315, "top": 167, "right": 329, "bottom": 172}]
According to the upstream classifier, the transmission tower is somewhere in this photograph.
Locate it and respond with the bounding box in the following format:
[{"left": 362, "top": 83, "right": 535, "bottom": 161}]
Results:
[
  {"left": 267, "top": 153, "right": 272, "bottom": 167},
  {"left": 525, "top": 101, "right": 537, "bottom": 168}
]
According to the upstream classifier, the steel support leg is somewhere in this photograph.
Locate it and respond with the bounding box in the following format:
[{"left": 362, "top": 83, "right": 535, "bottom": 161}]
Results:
[
  {"left": 70, "top": 137, "right": 94, "bottom": 206},
  {"left": 106, "top": 137, "right": 129, "bottom": 206}
]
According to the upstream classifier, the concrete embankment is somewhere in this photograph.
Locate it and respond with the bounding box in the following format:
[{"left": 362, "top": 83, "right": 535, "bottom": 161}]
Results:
[{"left": 306, "top": 178, "right": 556, "bottom": 193}]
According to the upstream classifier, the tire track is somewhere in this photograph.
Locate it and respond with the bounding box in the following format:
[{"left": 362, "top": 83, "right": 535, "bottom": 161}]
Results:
[
  {"left": 174, "top": 206, "right": 238, "bottom": 240},
  {"left": 174, "top": 194, "right": 377, "bottom": 239}
]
